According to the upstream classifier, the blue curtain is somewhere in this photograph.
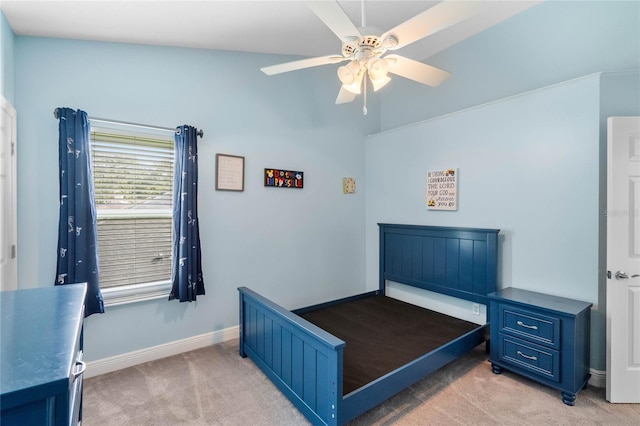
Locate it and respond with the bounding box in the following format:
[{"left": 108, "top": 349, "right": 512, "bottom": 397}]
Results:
[
  {"left": 170, "top": 125, "right": 205, "bottom": 302},
  {"left": 55, "top": 107, "right": 104, "bottom": 317}
]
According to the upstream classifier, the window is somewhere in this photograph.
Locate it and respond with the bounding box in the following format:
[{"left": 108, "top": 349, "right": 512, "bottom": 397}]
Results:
[{"left": 90, "top": 127, "right": 174, "bottom": 305}]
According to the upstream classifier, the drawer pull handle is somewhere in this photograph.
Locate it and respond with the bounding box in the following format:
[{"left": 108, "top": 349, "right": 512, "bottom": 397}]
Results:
[
  {"left": 73, "top": 360, "right": 87, "bottom": 379},
  {"left": 517, "top": 351, "right": 538, "bottom": 361},
  {"left": 517, "top": 320, "right": 538, "bottom": 330}
]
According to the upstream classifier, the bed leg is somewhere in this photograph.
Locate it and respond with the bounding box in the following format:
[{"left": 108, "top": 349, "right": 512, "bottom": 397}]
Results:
[
  {"left": 485, "top": 339, "right": 490, "bottom": 354},
  {"left": 239, "top": 324, "right": 247, "bottom": 358},
  {"left": 239, "top": 289, "right": 247, "bottom": 358}
]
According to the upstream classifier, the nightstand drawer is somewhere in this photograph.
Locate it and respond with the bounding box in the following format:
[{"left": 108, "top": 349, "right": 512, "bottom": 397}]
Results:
[
  {"left": 498, "top": 333, "right": 560, "bottom": 382},
  {"left": 499, "top": 304, "right": 560, "bottom": 348}
]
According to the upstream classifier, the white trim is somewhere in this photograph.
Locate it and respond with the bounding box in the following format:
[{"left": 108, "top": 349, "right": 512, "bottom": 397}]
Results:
[
  {"left": 589, "top": 368, "right": 606, "bottom": 388},
  {"left": 101, "top": 280, "right": 172, "bottom": 307},
  {"left": 90, "top": 117, "right": 176, "bottom": 135},
  {"left": 372, "top": 72, "right": 603, "bottom": 136},
  {"left": 85, "top": 326, "right": 239, "bottom": 378},
  {"left": 1, "top": 95, "right": 18, "bottom": 292}
]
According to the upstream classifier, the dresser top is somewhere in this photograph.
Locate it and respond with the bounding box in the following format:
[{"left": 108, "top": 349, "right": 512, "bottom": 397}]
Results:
[
  {"left": 488, "top": 287, "right": 592, "bottom": 315},
  {"left": 1, "top": 284, "right": 86, "bottom": 404}
]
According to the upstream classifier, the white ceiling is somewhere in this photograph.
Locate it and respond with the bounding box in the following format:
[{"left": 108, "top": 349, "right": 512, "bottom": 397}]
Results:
[{"left": 1, "top": 1, "right": 540, "bottom": 62}]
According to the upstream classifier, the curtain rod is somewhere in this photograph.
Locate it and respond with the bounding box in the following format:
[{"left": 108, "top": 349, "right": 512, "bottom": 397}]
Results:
[{"left": 53, "top": 108, "right": 204, "bottom": 138}]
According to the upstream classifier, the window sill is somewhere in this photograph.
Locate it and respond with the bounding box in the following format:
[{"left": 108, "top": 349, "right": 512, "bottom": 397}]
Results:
[{"left": 101, "top": 280, "right": 172, "bottom": 307}]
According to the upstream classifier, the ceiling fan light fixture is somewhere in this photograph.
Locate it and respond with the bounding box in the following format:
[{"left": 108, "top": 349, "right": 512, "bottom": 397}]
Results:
[
  {"left": 337, "top": 61, "right": 361, "bottom": 85},
  {"left": 371, "top": 74, "right": 391, "bottom": 92},
  {"left": 367, "top": 57, "right": 389, "bottom": 81},
  {"left": 337, "top": 65, "right": 354, "bottom": 85},
  {"left": 342, "top": 70, "right": 364, "bottom": 94}
]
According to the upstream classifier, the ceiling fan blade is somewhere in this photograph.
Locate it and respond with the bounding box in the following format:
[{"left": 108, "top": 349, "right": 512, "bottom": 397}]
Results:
[
  {"left": 382, "top": 0, "right": 481, "bottom": 50},
  {"left": 261, "top": 55, "right": 347, "bottom": 75},
  {"left": 307, "top": 0, "right": 362, "bottom": 41},
  {"left": 335, "top": 85, "right": 357, "bottom": 104},
  {"left": 386, "top": 54, "right": 451, "bottom": 87}
]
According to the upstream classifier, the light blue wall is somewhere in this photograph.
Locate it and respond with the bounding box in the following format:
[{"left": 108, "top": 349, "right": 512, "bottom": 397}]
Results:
[
  {"left": 380, "top": 0, "right": 640, "bottom": 130},
  {"left": 14, "top": 37, "right": 377, "bottom": 361},
  {"left": 10, "top": 0, "right": 639, "bottom": 369},
  {"left": 0, "top": 11, "right": 15, "bottom": 102},
  {"left": 366, "top": 75, "right": 603, "bottom": 366}
]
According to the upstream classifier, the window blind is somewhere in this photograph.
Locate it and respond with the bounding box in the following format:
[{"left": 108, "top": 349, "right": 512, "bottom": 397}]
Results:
[{"left": 91, "top": 131, "right": 174, "bottom": 288}]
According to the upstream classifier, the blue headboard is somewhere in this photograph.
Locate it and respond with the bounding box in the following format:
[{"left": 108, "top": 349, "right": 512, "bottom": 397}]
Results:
[{"left": 378, "top": 224, "right": 500, "bottom": 305}]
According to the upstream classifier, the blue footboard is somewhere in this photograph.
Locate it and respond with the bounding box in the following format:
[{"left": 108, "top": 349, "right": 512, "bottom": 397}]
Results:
[{"left": 238, "top": 287, "right": 345, "bottom": 426}]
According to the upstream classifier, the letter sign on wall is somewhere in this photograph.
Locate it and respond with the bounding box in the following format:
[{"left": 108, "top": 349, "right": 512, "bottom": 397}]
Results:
[{"left": 427, "top": 169, "right": 458, "bottom": 211}]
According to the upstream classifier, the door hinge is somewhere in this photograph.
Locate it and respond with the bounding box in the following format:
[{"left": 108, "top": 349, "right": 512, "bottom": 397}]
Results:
[
  {"left": 11, "top": 245, "right": 16, "bottom": 259},
  {"left": 11, "top": 142, "right": 15, "bottom": 156}
]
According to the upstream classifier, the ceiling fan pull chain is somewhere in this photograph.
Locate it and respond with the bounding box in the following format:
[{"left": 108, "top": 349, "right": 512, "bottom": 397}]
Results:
[{"left": 363, "top": 76, "right": 368, "bottom": 115}]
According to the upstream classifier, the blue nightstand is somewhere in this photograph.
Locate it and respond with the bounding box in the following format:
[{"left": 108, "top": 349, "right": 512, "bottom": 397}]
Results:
[{"left": 488, "top": 287, "right": 592, "bottom": 406}]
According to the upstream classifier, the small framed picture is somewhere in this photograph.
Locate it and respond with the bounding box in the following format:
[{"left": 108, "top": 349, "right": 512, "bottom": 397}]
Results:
[
  {"left": 343, "top": 177, "right": 356, "bottom": 194},
  {"left": 216, "top": 154, "right": 245, "bottom": 191},
  {"left": 264, "top": 168, "right": 304, "bottom": 188}
]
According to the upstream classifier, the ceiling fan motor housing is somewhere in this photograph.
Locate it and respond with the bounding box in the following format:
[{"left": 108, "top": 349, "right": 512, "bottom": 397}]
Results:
[{"left": 341, "top": 33, "right": 398, "bottom": 61}]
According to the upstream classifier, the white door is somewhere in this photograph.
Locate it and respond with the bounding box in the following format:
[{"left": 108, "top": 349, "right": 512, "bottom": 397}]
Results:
[
  {"left": 0, "top": 96, "right": 17, "bottom": 291},
  {"left": 606, "top": 116, "right": 640, "bottom": 403}
]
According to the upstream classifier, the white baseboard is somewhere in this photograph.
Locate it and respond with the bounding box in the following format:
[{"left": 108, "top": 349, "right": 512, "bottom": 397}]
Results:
[
  {"left": 589, "top": 368, "right": 606, "bottom": 388},
  {"left": 86, "top": 327, "right": 608, "bottom": 390},
  {"left": 85, "top": 326, "right": 239, "bottom": 378}
]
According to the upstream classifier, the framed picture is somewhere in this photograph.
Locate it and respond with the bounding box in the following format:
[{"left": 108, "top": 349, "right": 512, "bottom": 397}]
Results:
[
  {"left": 264, "top": 168, "right": 304, "bottom": 188},
  {"left": 216, "top": 154, "right": 245, "bottom": 191},
  {"left": 343, "top": 177, "right": 356, "bottom": 194}
]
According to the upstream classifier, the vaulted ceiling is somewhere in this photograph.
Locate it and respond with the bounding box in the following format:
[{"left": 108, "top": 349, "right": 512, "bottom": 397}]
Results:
[{"left": 2, "top": 1, "right": 540, "bottom": 61}]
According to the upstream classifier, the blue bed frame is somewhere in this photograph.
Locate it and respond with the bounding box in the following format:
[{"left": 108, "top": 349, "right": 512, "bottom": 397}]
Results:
[{"left": 238, "top": 224, "right": 499, "bottom": 425}]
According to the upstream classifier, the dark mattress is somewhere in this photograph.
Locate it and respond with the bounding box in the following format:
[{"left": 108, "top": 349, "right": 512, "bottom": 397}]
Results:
[{"left": 298, "top": 295, "right": 478, "bottom": 395}]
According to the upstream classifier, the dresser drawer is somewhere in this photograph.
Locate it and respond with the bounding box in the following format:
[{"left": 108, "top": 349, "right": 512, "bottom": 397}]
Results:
[
  {"left": 497, "top": 333, "right": 560, "bottom": 382},
  {"left": 70, "top": 349, "right": 85, "bottom": 426},
  {"left": 498, "top": 303, "right": 560, "bottom": 349}
]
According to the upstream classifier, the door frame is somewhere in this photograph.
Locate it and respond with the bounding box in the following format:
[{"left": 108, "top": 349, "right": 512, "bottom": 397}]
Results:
[
  {"left": 1, "top": 95, "right": 17, "bottom": 291},
  {"left": 605, "top": 116, "right": 640, "bottom": 403}
]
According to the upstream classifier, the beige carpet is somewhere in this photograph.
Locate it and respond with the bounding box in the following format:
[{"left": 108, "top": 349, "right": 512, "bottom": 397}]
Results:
[{"left": 83, "top": 340, "right": 640, "bottom": 425}]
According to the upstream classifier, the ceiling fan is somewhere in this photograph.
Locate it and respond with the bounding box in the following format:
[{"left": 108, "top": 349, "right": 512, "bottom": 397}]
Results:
[{"left": 261, "top": 0, "right": 480, "bottom": 115}]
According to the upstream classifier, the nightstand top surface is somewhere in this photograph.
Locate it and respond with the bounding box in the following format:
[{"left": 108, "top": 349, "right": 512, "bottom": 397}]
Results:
[{"left": 488, "top": 287, "right": 592, "bottom": 315}]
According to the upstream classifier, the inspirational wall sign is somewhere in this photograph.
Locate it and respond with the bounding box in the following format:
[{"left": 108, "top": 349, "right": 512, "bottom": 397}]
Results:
[
  {"left": 264, "top": 168, "right": 304, "bottom": 188},
  {"left": 427, "top": 168, "right": 457, "bottom": 210}
]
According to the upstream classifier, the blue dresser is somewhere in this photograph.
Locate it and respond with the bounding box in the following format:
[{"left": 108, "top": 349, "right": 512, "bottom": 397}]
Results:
[
  {"left": 488, "top": 287, "right": 592, "bottom": 406},
  {"left": 1, "top": 284, "right": 87, "bottom": 425}
]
